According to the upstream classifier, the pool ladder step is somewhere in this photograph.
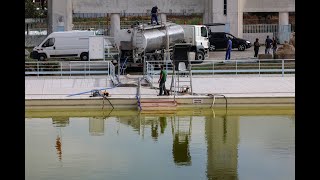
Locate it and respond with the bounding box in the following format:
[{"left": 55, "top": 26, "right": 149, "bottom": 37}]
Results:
[{"left": 139, "top": 100, "right": 177, "bottom": 111}]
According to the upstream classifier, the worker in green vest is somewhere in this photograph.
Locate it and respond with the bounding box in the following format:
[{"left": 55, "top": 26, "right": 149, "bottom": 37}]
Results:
[{"left": 158, "top": 65, "right": 167, "bottom": 96}]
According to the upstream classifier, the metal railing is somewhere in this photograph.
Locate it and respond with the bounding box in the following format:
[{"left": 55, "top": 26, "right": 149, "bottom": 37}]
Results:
[
  {"left": 25, "top": 28, "right": 48, "bottom": 35},
  {"left": 146, "top": 59, "right": 295, "bottom": 77},
  {"left": 145, "top": 60, "right": 175, "bottom": 87},
  {"left": 243, "top": 24, "right": 293, "bottom": 33},
  {"left": 190, "top": 59, "right": 295, "bottom": 77},
  {"left": 25, "top": 61, "right": 113, "bottom": 77}
]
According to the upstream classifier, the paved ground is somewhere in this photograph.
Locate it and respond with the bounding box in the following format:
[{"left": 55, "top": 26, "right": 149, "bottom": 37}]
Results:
[
  {"left": 208, "top": 44, "right": 281, "bottom": 60},
  {"left": 25, "top": 45, "right": 294, "bottom": 100},
  {"left": 25, "top": 74, "right": 295, "bottom": 100}
]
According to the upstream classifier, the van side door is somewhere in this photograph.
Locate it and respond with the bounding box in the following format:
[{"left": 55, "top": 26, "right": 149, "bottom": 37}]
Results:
[{"left": 41, "top": 38, "right": 55, "bottom": 58}]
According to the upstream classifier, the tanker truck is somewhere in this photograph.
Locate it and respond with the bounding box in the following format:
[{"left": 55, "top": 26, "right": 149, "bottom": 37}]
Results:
[{"left": 115, "top": 22, "right": 209, "bottom": 68}]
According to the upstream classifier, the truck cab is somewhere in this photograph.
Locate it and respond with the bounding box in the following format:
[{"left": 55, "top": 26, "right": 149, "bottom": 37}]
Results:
[{"left": 181, "top": 25, "right": 209, "bottom": 60}]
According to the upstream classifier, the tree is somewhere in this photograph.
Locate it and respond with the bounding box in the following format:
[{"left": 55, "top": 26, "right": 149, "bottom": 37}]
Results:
[
  {"left": 25, "top": 0, "right": 47, "bottom": 18},
  {"left": 25, "top": 0, "right": 39, "bottom": 18},
  {"left": 40, "top": 0, "right": 47, "bottom": 10}
]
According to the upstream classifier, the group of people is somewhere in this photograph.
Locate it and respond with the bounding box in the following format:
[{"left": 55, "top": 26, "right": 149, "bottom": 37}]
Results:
[{"left": 253, "top": 35, "right": 278, "bottom": 58}]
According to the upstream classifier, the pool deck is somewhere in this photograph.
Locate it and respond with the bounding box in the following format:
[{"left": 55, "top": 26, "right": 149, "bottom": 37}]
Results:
[{"left": 25, "top": 74, "right": 295, "bottom": 110}]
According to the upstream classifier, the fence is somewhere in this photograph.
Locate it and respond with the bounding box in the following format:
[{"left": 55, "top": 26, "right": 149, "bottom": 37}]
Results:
[
  {"left": 146, "top": 59, "right": 295, "bottom": 79},
  {"left": 25, "top": 61, "right": 113, "bottom": 77},
  {"left": 243, "top": 24, "right": 293, "bottom": 44},
  {"left": 243, "top": 24, "right": 279, "bottom": 33}
]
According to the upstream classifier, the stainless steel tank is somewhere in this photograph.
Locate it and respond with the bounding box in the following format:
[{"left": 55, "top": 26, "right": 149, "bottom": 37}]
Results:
[{"left": 133, "top": 24, "right": 185, "bottom": 53}]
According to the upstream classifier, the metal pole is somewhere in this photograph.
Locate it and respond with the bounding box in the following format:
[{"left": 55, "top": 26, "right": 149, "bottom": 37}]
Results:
[
  {"left": 165, "top": 24, "right": 169, "bottom": 70},
  {"left": 37, "top": 62, "right": 39, "bottom": 77},
  {"left": 282, "top": 59, "right": 284, "bottom": 77},
  {"left": 118, "top": 54, "right": 120, "bottom": 79},
  {"left": 259, "top": 59, "right": 261, "bottom": 76},
  {"left": 60, "top": 62, "right": 62, "bottom": 76},
  {"left": 236, "top": 60, "right": 238, "bottom": 75}
]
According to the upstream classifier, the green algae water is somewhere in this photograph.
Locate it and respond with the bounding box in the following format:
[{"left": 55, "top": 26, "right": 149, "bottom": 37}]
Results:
[{"left": 25, "top": 107, "right": 295, "bottom": 180}]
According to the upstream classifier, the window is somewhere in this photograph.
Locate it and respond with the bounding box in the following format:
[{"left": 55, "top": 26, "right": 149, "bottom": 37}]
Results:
[
  {"left": 201, "top": 27, "right": 208, "bottom": 37},
  {"left": 226, "top": 34, "right": 234, "bottom": 39},
  {"left": 213, "top": 33, "right": 224, "bottom": 39},
  {"left": 224, "top": 0, "right": 227, "bottom": 15},
  {"left": 42, "top": 38, "right": 55, "bottom": 47}
]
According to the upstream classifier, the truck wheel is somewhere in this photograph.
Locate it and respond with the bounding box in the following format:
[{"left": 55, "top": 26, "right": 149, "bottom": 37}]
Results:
[
  {"left": 38, "top": 54, "right": 46, "bottom": 61},
  {"left": 238, "top": 44, "right": 246, "bottom": 51},
  {"left": 80, "top": 52, "right": 89, "bottom": 61},
  {"left": 196, "top": 51, "right": 205, "bottom": 61}
]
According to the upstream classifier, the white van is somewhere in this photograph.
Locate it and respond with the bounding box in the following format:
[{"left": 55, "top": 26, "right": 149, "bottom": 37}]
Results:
[{"left": 30, "top": 31, "right": 97, "bottom": 61}]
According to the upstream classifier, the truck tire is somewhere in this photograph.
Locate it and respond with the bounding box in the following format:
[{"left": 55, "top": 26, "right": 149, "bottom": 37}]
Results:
[
  {"left": 196, "top": 51, "right": 205, "bottom": 61},
  {"left": 80, "top": 52, "right": 89, "bottom": 61},
  {"left": 238, "top": 44, "right": 246, "bottom": 51},
  {"left": 38, "top": 54, "right": 46, "bottom": 61}
]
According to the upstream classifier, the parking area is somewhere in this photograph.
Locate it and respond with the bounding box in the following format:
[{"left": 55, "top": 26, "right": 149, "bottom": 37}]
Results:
[{"left": 208, "top": 44, "right": 281, "bottom": 60}]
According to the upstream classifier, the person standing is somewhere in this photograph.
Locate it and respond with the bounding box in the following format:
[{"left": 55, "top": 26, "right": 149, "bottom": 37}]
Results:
[
  {"left": 272, "top": 37, "right": 278, "bottom": 55},
  {"left": 151, "top": 5, "right": 159, "bottom": 25},
  {"left": 253, "top": 38, "right": 260, "bottom": 58},
  {"left": 158, "top": 65, "right": 167, "bottom": 96},
  {"left": 225, "top": 37, "right": 232, "bottom": 60},
  {"left": 265, "top": 35, "right": 272, "bottom": 54}
]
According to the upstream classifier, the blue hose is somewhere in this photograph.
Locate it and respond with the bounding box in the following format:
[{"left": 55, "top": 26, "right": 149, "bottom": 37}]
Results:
[{"left": 66, "top": 84, "right": 121, "bottom": 97}]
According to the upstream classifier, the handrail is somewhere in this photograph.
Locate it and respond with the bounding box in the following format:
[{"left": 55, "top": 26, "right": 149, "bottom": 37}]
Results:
[
  {"left": 145, "top": 59, "right": 295, "bottom": 76},
  {"left": 136, "top": 77, "right": 142, "bottom": 111},
  {"left": 25, "top": 61, "right": 113, "bottom": 77}
]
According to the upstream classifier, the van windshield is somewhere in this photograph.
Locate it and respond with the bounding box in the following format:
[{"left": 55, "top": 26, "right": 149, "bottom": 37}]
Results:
[{"left": 42, "top": 38, "right": 55, "bottom": 47}]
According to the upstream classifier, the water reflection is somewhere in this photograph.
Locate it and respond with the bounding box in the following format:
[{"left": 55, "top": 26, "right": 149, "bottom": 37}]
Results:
[
  {"left": 55, "top": 135, "right": 62, "bottom": 161},
  {"left": 151, "top": 121, "right": 159, "bottom": 140},
  {"left": 52, "top": 117, "right": 69, "bottom": 127},
  {"left": 52, "top": 117, "right": 69, "bottom": 161},
  {"left": 172, "top": 116, "right": 192, "bottom": 166},
  {"left": 26, "top": 108, "right": 294, "bottom": 180},
  {"left": 89, "top": 117, "right": 105, "bottom": 136},
  {"left": 205, "top": 114, "right": 239, "bottom": 180}
]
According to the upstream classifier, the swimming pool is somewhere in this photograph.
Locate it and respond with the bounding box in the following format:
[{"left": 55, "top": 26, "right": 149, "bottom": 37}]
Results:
[{"left": 26, "top": 107, "right": 295, "bottom": 180}]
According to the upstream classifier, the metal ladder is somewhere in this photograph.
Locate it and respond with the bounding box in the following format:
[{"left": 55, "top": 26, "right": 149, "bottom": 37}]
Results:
[
  {"left": 136, "top": 29, "right": 144, "bottom": 48},
  {"left": 171, "top": 61, "right": 193, "bottom": 96}
]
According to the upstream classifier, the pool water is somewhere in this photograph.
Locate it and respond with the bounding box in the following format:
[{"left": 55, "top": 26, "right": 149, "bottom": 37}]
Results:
[{"left": 25, "top": 108, "right": 295, "bottom": 180}]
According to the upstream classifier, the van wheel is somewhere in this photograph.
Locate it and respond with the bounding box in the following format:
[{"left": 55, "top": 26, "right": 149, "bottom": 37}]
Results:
[
  {"left": 38, "top": 54, "right": 46, "bottom": 61},
  {"left": 209, "top": 45, "right": 215, "bottom": 51},
  {"left": 80, "top": 52, "right": 89, "bottom": 61},
  {"left": 238, "top": 44, "right": 246, "bottom": 51}
]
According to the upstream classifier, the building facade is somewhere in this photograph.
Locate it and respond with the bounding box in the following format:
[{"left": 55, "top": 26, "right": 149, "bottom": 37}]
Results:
[{"left": 48, "top": 0, "right": 295, "bottom": 38}]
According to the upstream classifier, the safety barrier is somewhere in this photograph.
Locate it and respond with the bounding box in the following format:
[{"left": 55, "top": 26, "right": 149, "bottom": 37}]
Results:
[{"left": 25, "top": 61, "right": 113, "bottom": 77}]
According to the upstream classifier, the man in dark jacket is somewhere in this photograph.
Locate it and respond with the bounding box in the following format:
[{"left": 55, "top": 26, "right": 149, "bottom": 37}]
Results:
[
  {"left": 265, "top": 35, "right": 272, "bottom": 54},
  {"left": 151, "top": 6, "right": 159, "bottom": 25},
  {"left": 225, "top": 37, "right": 232, "bottom": 60},
  {"left": 254, "top": 38, "right": 260, "bottom": 58}
]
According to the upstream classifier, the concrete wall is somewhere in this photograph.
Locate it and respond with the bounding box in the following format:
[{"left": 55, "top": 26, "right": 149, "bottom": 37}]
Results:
[
  {"left": 73, "top": 0, "right": 205, "bottom": 14},
  {"left": 72, "top": 0, "right": 295, "bottom": 16},
  {"left": 49, "top": 0, "right": 295, "bottom": 40},
  {"left": 25, "top": 35, "right": 47, "bottom": 47}
]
